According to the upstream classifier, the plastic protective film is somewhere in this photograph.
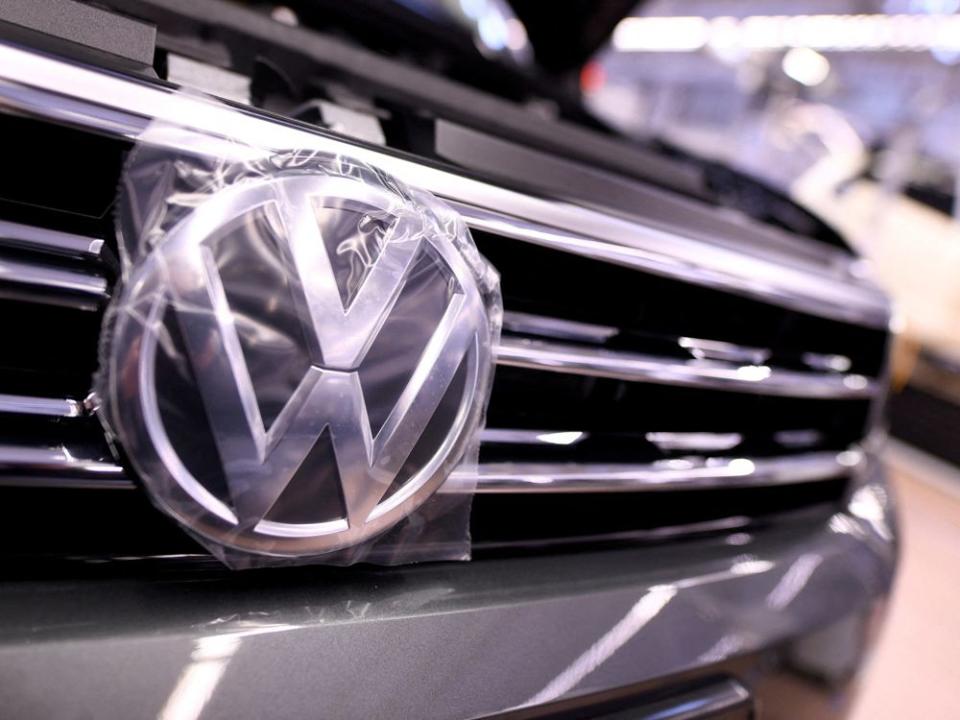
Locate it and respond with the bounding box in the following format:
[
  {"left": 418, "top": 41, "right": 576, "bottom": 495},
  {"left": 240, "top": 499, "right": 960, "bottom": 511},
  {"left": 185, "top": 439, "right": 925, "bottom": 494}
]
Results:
[{"left": 96, "top": 109, "right": 501, "bottom": 569}]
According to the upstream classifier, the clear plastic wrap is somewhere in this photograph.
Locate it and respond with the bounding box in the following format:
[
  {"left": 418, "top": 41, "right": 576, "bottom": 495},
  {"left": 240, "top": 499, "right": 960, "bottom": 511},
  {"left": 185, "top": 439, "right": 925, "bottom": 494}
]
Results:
[{"left": 96, "top": 117, "right": 501, "bottom": 569}]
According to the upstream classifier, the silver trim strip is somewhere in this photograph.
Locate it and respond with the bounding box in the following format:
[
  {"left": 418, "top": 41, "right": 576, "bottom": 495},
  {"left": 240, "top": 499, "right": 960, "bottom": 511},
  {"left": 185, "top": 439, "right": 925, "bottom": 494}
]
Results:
[
  {"left": 646, "top": 431, "right": 743, "bottom": 452},
  {"left": 455, "top": 204, "right": 888, "bottom": 329},
  {"left": 445, "top": 449, "right": 862, "bottom": 494},
  {"left": 501, "top": 311, "right": 618, "bottom": 344},
  {"left": 0, "top": 220, "right": 104, "bottom": 257},
  {"left": 622, "top": 678, "right": 751, "bottom": 720},
  {"left": 480, "top": 429, "right": 587, "bottom": 446},
  {"left": 0, "top": 394, "right": 83, "bottom": 418},
  {"left": 0, "top": 445, "right": 861, "bottom": 493},
  {"left": 679, "top": 335, "right": 770, "bottom": 364},
  {"left": 0, "top": 474, "right": 131, "bottom": 490},
  {"left": 0, "top": 258, "right": 108, "bottom": 297},
  {"left": 0, "top": 444, "right": 130, "bottom": 490},
  {"left": 802, "top": 350, "right": 853, "bottom": 373},
  {"left": 0, "top": 41, "right": 888, "bottom": 328},
  {"left": 497, "top": 337, "right": 876, "bottom": 399}
]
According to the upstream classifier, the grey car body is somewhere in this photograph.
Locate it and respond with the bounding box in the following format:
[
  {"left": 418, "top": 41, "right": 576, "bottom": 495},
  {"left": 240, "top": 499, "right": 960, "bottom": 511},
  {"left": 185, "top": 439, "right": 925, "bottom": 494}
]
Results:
[{"left": 0, "top": 1, "right": 896, "bottom": 718}]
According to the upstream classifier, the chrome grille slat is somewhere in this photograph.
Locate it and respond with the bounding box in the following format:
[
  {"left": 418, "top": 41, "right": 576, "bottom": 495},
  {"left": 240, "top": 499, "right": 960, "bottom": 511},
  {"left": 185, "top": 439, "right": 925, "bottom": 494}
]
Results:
[
  {"left": 500, "top": 311, "right": 618, "bottom": 344},
  {"left": 0, "top": 257, "right": 108, "bottom": 297},
  {"left": 0, "top": 219, "right": 104, "bottom": 258},
  {"left": 0, "top": 394, "right": 83, "bottom": 417},
  {"left": 497, "top": 337, "right": 876, "bottom": 399},
  {"left": 445, "top": 450, "right": 862, "bottom": 494},
  {"left": 0, "top": 444, "right": 129, "bottom": 489}
]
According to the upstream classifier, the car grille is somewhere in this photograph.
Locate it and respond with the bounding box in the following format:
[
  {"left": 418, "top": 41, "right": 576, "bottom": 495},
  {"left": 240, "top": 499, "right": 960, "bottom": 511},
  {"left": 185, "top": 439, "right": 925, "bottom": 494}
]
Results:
[{"left": 0, "top": 41, "right": 890, "bottom": 562}]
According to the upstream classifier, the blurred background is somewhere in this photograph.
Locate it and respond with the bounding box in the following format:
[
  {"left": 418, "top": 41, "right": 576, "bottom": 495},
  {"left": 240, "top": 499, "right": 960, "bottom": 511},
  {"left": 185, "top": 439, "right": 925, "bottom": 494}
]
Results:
[
  {"left": 583, "top": 1, "right": 960, "bottom": 462},
  {"left": 575, "top": 2, "right": 960, "bottom": 716}
]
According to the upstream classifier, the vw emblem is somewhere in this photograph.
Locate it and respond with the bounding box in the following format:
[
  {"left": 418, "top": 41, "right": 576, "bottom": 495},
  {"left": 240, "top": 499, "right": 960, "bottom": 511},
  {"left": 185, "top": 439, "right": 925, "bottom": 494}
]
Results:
[{"left": 100, "top": 155, "right": 498, "bottom": 561}]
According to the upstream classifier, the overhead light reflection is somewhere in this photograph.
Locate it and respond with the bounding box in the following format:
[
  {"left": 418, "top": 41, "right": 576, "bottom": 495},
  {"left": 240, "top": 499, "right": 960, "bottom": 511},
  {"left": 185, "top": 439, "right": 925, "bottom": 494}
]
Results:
[
  {"left": 731, "top": 557, "right": 774, "bottom": 575},
  {"left": 524, "top": 585, "right": 677, "bottom": 706},
  {"left": 536, "top": 431, "right": 586, "bottom": 446},
  {"left": 843, "top": 375, "right": 870, "bottom": 391},
  {"left": 480, "top": 428, "right": 587, "bottom": 446},
  {"left": 726, "top": 458, "right": 756, "bottom": 476},
  {"left": 613, "top": 14, "right": 960, "bottom": 53},
  {"left": 158, "top": 625, "right": 294, "bottom": 720},
  {"left": 767, "top": 553, "right": 823, "bottom": 609},
  {"left": 782, "top": 47, "right": 831, "bottom": 86},
  {"left": 735, "top": 365, "right": 772, "bottom": 382},
  {"left": 646, "top": 431, "right": 743, "bottom": 452},
  {"left": 725, "top": 532, "right": 753, "bottom": 546},
  {"left": 613, "top": 16, "right": 710, "bottom": 52},
  {"left": 158, "top": 635, "right": 241, "bottom": 720}
]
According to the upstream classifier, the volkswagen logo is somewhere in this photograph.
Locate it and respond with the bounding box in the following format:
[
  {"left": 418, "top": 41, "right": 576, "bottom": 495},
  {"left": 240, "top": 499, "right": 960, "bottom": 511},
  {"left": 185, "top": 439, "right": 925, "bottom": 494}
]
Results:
[{"left": 100, "top": 154, "right": 498, "bottom": 561}]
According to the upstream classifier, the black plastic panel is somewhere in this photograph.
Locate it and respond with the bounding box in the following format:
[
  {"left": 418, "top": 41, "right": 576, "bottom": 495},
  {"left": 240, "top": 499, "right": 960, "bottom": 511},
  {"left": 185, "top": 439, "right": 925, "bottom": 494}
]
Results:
[{"left": 471, "top": 480, "right": 847, "bottom": 553}]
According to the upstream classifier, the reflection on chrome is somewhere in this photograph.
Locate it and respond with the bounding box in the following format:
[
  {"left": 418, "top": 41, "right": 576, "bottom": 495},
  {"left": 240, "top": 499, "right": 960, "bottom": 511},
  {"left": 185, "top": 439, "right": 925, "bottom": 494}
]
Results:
[
  {"left": 679, "top": 336, "right": 771, "bottom": 364},
  {"left": 0, "top": 218, "right": 104, "bottom": 257},
  {"left": 848, "top": 484, "right": 894, "bottom": 542},
  {"left": 479, "top": 429, "right": 588, "bottom": 446},
  {"left": 0, "top": 257, "right": 108, "bottom": 297},
  {"left": 730, "top": 557, "right": 775, "bottom": 576},
  {"left": 802, "top": 351, "right": 853, "bottom": 373},
  {"left": 837, "top": 449, "right": 865, "bottom": 467},
  {"left": 0, "top": 394, "right": 83, "bottom": 418},
  {"left": 828, "top": 513, "right": 867, "bottom": 539},
  {"left": 646, "top": 431, "right": 743, "bottom": 452},
  {"left": 524, "top": 585, "right": 678, "bottom": 707},
  {"left": 496, "top": 337, "right": 878, "bottom": 399},
  {"left": 0, "top": 443, "right": 125, "bottom": 484},
  {"left": 843, "top": 374, "right": 870, "bottom": 391},
  {"left": 538, "top": 431, "right": 586, "bottom": 446},
  {"left": 501, "top": 311, "right": 618, "bottom": 344},
  {"left": 734, "top": 365, "right": 772, "bottom": 382}
]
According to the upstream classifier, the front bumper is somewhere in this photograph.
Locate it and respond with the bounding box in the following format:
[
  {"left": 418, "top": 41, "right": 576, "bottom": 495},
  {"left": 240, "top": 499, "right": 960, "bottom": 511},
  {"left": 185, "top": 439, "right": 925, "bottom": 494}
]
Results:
[{"left": 0, "top": 460, "right": 895, "bottom": 719}]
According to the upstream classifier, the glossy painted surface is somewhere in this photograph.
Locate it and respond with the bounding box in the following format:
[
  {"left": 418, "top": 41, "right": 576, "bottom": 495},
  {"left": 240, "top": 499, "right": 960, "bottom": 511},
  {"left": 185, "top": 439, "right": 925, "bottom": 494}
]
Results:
[{"left": 0, "top": 461, "right": 895, "bottom": 719}]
